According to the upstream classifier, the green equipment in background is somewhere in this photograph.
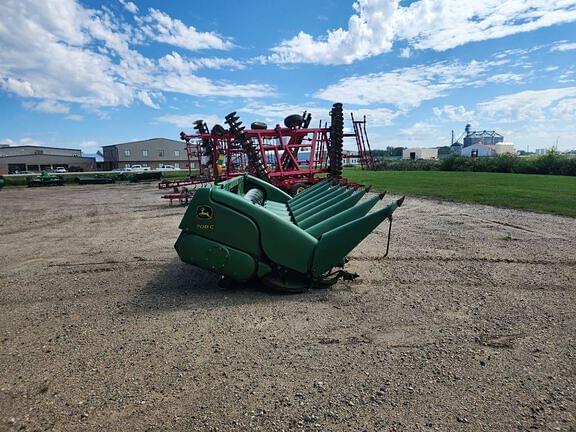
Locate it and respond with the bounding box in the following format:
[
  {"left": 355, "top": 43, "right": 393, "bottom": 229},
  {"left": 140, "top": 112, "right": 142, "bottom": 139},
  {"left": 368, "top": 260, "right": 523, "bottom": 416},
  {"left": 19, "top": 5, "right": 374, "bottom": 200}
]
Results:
[{"left": 27, "top": 171, "right": 64, "bottom": 187}]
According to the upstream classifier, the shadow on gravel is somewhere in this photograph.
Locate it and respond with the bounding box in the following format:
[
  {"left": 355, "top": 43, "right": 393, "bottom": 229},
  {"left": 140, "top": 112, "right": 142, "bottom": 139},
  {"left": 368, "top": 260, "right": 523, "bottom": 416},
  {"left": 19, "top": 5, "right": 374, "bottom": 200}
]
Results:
[{"left": 129, "top": 258, "right": 321, "bottom": 313}]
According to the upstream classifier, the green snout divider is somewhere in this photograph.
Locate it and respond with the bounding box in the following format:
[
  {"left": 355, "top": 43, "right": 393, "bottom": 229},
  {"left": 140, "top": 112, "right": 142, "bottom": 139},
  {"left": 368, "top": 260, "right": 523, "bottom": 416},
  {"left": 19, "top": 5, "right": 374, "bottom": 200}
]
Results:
[
  {"left": 310, "top": 199, "right": 403, "bottom": 277},
  {"left": 288, "top": 179, "right": 330, "bottom": 202}
]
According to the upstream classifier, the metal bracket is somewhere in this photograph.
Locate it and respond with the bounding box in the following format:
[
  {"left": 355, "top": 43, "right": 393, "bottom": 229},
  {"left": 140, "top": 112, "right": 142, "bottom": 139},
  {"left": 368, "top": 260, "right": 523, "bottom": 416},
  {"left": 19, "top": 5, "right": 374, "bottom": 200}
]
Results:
[
  {"left": 317, "top": 269, "right": 359, "bottom": 286},
  {"left": 383, "top": 215, "right": 394, "bottom": 258}
]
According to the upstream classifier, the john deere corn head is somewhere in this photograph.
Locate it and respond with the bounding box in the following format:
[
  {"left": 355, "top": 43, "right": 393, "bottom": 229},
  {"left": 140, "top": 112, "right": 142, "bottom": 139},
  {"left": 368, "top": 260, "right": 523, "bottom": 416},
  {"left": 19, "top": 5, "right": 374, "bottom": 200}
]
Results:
[{"left": 175, "top": 174, "right": 404, "bottom": 292}]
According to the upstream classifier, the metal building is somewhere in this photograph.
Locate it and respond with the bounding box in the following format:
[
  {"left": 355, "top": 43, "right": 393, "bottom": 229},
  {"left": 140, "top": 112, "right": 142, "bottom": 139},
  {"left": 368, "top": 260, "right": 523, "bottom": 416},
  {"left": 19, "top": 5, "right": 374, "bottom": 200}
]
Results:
[
  {"left": 462, "top": 124, "right": 504, "bottom": 147},
  {"left": 0, "top": 144, "right": 96, "bottom": 174},
  {"left": 450, "top": 124, "right": 512, "bottom": 157},
  {"left": 102, "top": 138, "right": 198, "bottom": 171}
]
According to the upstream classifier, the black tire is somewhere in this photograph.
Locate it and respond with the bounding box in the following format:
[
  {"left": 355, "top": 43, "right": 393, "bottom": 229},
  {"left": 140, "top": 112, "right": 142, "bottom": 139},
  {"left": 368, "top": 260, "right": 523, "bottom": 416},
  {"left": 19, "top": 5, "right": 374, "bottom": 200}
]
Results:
[
  {"left": 329, "top": 103, "right": 344, "bottom": 180},
  {"left": 251, "top": 121, "right": 267, "bottom": 130},
  {"left": 211, "top": 124, "right": 226, "bottom": 135},
  {"left": 262, "top": 271, "right": 311, "bottom": 293},
  {"left": 284, "top": 114, "right": 303, "bottom": 129},
  {"left": 289, "top": 182, "right": 308, "bottom": 196}
]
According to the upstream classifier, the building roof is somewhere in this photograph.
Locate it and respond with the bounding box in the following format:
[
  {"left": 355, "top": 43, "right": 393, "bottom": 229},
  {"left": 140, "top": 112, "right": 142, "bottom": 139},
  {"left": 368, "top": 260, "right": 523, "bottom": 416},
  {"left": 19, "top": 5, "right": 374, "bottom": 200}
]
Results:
[
  {"left": 102, "top": 138, "right": 183, "bottom": 148},
  {"left": 465, "top": 130, "right": 503, "bottom": 138},
  {"left": 0, "top": 154, "right": 95, "bottom": 160},
  {"left": 0, "top": 145, "right": 81, "bottom": 151},
  {"left": 83, "top": 152, "right": 104, "bottom": 162}
]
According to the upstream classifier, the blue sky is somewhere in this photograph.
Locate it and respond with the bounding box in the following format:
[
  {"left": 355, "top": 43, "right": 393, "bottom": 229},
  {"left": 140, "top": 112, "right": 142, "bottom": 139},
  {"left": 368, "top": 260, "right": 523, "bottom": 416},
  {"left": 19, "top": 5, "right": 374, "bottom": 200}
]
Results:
[{"left": 1, "top": 0, "right": 576, "bottom": 152}]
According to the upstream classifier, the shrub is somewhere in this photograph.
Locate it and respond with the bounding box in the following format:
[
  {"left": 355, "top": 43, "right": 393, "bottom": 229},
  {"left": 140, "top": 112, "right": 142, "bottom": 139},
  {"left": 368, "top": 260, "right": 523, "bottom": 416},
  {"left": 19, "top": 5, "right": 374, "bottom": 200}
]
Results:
[
  {"left": 439, "top": 151, "right": 576, "bottom": 176},
  {"left": 374, "top": 159, "right": 440, "bottom": 171},
  {"left": 439, "top": 156, "right": 472, "bottom": 171}
]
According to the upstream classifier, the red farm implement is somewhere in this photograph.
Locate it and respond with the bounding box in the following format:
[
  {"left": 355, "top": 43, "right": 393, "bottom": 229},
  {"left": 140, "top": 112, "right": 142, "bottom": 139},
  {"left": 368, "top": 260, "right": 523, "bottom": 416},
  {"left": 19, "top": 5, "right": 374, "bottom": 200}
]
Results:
[
  {"left": 159, "top": 103, "right": 374, "bottom": 202},
  {"left": 345, "top": 113, "right": 376, "bottom": 170}
]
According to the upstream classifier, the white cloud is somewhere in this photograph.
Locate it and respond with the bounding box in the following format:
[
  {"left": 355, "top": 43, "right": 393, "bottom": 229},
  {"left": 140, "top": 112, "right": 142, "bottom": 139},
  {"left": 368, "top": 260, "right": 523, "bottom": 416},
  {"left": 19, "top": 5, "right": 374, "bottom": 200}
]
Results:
[
  {"left": 156, "top": 114, "right": 225, "bottom": 129},
  {"left": 344, "top": 107, "right": 403, "bottom": 126},
  {"left": 433, "top": 105, "right": 475, "bottom": 122},
  {"left": 118, "top": 0, "right": 138, "bottom": 14},
  {"left": 551, "top": 41, "right": 576, "bottom": 52},
  {"left": 156, "top": 75, "right": 273, "bottom": 99},
  {"left": 550, "top": 98, "right": 576, "bottom": 120},
  {"left": 24, "top": 100, "right": 70, "bottom": 114},
  {"left": 559, "top": 67, "right": 576, "bottom": 83},
  {"left": 2, "top": 137, "right": 44, "bottom": 146},
  {"left": 79, "top": 140, "right": 100, "bottom": 151},
  {"left": 137, "top": 91, "right": 160, "bottom": 109},
  {"left": 0, "top": 0, "right": 272, "bottom": 114},
  {"left": 400, "top": 122, "right": 437, "bottom": 137},
  {"left": 496, "top": 122, "right": 576, "bottom": 152},
  {"left": 477, "top": 87, "right": 576, "bottom": 122},
  {"left": 314, "top": 59, "right": 507, "bottom": 108},
  {"left": 0, "top": 0, "right": 136, "bottom": 108},
  {"left": 485, "top": 73, "right": 525, "bottom": 84},
  {"left": 265, "top": 0, "right": 576, "bottom": 65},
  {"left": 395, "top": 122, "right": 446, "bottom": 146},
  {"left": 240, "top": 102, "right": 403, "bottom": 127},
  {"left": 66, "top": 114, "right": 83, "bottom": 121},
  {"left": 157, "top": 103, "right": 403, "bottom": 131},
  {"left": 158, "top": 52, "right": 245, "bottom": 72},
  {"left": 138, "top": 9, "right": 232, "bottom": 51},
  {"left": 239, "top": 102, "right": 332, "bottom": 125}
]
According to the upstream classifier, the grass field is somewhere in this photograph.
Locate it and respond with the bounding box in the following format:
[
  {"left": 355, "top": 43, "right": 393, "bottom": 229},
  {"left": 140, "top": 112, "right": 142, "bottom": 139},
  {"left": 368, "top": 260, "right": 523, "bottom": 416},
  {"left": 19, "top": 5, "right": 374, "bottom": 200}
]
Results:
[{"left": 344, "top": 169, "right": 576, "bottom": 218}]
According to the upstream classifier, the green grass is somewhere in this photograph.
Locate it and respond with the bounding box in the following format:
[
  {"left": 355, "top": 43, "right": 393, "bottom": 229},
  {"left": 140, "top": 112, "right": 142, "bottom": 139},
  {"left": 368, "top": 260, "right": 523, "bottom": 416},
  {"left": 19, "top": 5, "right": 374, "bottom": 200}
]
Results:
[{"left": 344, "top": 169, "right": 576, "bottom": 218}]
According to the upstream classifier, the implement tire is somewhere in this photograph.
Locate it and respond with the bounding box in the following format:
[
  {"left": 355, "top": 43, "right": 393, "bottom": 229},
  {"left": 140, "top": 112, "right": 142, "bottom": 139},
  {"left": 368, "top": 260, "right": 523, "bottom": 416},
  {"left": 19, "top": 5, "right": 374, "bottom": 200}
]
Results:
[
  {"left": 289, "top": 182, "right": 308, "bottom": 197},
  {"left": 262, "top": 271, "right": 311, "bottom": 293},
  {"left": 329, "top": 102, "right": 344, "bottom": 180},
  {"left": 251, "top": 121, "right": 268, "bottom": 130},
  {"left": 211, "top": 124, "right": 226, "bottom": 135},
  {"left": 284, "top": 114, "right": 303, "bottom": 129}
]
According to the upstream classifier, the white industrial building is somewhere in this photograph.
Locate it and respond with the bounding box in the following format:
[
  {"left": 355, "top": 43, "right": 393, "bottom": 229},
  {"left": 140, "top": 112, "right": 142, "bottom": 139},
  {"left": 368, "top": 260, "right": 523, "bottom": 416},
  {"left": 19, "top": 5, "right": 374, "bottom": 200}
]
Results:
[
  {"left": 450, "top": 125, "right": 516, "bottom": 157},
  {"left": 460, "top": 142, "right": 516, "bottom": 157},
  {"left": 402, "top": 148, "right": 438, "bottom": 160},
  {"left": 342, "top": 149, "right": 360, "bottom": 165}
]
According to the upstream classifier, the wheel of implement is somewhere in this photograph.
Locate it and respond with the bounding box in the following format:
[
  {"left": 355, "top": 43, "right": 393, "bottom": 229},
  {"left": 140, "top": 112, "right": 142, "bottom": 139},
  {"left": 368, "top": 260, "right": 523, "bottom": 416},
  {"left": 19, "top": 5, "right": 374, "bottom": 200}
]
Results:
[
  {"left": 211, "top": 124, "right": 226, "bottom": 135},
  {"left": 284, "top": 114, "right": 303, "bottom": 129},
  {"left": 251, "top": 121, "right": 267, "bottom": 130},
  {"left": 328, "top": 103, "right": 344, "bottom": 179},
  {"left": 262, "top": 270, "right": 311, "bottom": 293},
  {"left": 289, "top": 182, "right": 308, "bottom": 197}
]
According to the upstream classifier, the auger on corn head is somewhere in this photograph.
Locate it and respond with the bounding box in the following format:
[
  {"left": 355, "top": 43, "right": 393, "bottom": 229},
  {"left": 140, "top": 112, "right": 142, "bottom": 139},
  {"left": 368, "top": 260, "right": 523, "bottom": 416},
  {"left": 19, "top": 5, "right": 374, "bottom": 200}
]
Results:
[{"left": 174, "top": 174, "right": 404, "bottom": 292}]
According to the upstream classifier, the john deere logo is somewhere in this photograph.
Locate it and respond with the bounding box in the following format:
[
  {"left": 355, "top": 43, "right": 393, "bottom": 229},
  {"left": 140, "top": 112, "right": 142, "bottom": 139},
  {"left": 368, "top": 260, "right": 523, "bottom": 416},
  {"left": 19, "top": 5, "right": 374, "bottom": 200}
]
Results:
[{"left": 196, "top": 205, "right": 213, "bottom": 220}]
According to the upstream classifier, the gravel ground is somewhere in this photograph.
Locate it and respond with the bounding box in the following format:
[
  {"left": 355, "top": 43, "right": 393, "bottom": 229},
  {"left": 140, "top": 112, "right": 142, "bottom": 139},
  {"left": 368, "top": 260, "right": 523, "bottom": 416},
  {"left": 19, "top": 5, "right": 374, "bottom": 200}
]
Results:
[{"left": 0, "top": 183, "right": 575, "bottom": 432}]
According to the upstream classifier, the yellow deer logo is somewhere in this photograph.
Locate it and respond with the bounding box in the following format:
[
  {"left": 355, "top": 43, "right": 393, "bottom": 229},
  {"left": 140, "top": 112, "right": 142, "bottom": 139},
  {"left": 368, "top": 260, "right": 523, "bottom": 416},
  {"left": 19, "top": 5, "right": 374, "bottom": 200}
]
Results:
[{"left": 196, "top": 206, "right": 213, "bottom": 220}]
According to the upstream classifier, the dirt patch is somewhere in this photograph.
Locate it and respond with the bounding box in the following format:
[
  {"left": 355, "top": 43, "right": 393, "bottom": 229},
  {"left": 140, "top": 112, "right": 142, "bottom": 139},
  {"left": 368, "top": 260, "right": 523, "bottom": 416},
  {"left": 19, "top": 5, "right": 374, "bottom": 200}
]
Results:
[{"left": 0, "top": 183, "right": 575, "bottom": 431}]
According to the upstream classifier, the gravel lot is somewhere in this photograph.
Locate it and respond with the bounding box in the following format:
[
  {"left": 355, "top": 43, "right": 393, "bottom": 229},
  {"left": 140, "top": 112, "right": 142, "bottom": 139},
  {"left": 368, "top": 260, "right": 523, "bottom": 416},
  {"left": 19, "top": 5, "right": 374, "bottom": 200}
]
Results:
[{"left": 0, "top": 183, "right": 575, "bottom": 431}]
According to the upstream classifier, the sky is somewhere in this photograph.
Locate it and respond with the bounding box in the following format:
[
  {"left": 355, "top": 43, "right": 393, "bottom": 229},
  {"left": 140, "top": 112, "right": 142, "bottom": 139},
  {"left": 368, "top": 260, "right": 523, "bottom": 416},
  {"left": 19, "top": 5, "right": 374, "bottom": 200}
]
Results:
[{"left": 1, "top": 0, "right": 575, "bottom": 153}]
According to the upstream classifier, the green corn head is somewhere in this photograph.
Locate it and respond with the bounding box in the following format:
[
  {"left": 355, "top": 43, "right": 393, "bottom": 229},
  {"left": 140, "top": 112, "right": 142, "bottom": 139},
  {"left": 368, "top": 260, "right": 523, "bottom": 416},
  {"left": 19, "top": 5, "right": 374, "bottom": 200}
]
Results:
[{"left": 175, "top": 174, "right": 404, "bottom": 292}]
